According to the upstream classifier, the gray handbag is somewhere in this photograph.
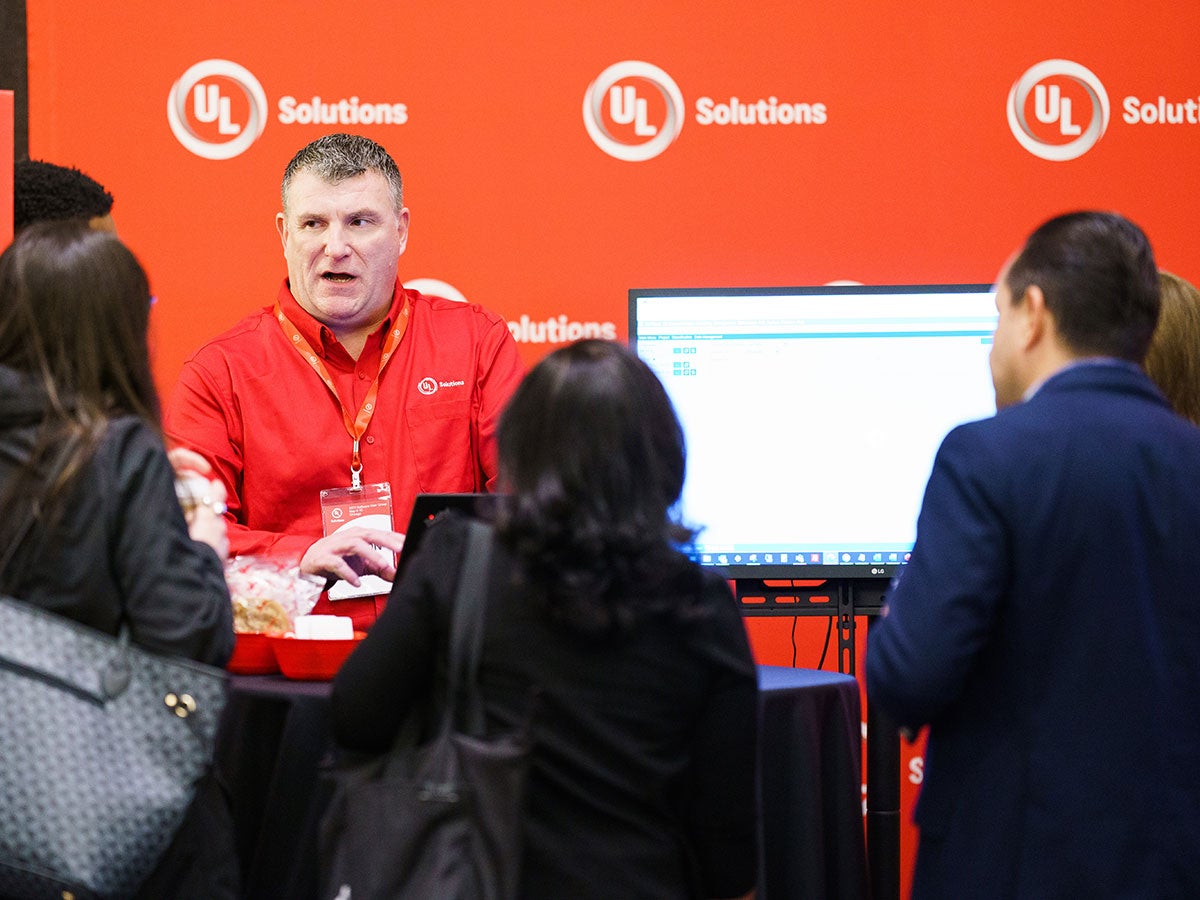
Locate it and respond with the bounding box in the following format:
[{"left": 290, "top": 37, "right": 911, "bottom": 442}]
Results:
[{"left": 0, "top": 594, "right": 228, "bottom": 899}]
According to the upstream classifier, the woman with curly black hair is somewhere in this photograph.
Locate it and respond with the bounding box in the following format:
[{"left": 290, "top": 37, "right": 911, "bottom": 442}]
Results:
[{"left": 333, "top": 339, "right": 759, "bottom": 899}]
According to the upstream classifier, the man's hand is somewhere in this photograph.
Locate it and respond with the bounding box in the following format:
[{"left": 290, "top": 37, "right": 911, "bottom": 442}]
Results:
[{"left": 300, "top": 527, "right": 407, "bottom": 587}]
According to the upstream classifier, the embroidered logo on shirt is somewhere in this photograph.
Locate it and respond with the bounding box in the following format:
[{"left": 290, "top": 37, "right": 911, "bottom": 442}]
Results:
[{"left": 417, "top": 377, "right": 467, "bottom": 396}]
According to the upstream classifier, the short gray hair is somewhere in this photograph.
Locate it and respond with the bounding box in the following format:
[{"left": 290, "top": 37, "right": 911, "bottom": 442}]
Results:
[{"left": 281, "top": 133, "right": 404, "bottom": 216}]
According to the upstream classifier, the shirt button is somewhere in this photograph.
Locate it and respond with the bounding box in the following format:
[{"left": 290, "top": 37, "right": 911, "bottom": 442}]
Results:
[
  {"left": 358, "top": 372, "right": 368, "bottom": 380},
  {"left": 365, "top": 436, "right": 376, "bottom": 444}
]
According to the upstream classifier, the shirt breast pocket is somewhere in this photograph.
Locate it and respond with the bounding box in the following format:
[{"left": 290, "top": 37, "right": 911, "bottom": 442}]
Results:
[{"left": 405, "top": 398, "right": 476, "bottom": 491}]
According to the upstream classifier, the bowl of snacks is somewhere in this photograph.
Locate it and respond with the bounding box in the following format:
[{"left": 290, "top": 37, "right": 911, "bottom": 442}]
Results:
[{"left": 224, "top": 558, "right": 325, "bottom": 675}]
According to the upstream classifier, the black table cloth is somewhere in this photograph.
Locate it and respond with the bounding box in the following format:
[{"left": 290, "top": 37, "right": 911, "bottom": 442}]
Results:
[{"left": 216, "top": 665, "right": 868, "bottom": 899}]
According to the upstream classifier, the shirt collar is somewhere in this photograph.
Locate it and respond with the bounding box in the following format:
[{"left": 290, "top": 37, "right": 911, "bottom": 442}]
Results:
[
  {"left": 1023, "top": 357, "right": 1142, "bottom": 401},
  {"left": 277, "top": 279, "right": 405, "bottom": 358}
]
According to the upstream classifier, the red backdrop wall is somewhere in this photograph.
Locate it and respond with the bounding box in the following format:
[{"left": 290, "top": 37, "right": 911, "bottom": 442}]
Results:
[{"left": 24, "top": 3, "right": 1200, "bottom": 895}]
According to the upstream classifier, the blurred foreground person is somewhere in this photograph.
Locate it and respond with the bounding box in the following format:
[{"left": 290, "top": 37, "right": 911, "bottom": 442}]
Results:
[
  {"left": 867, "top": 211, "right": 1200, "bottom": 899},
  {"left": 0, "top": 221, "right": 237, "bottom": 898},
  {"left": 13, "top": 158, "right": 117, "bottom": 233},
  {"left": 332, "top": 339, "right": 759, "bottom": 899},
  {"left": 1143, "top": 269, "right": 1200, "bottom": 425}
]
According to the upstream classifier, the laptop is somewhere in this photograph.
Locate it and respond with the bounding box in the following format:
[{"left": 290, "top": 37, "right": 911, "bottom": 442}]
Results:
[{"left": 395, "top": 493, "right": 497, "bottom": 580}]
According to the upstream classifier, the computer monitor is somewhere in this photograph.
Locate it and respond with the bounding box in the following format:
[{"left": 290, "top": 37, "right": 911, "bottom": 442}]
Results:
[{"left": 629, "top": 284, "right": 998, "bottom": 580}]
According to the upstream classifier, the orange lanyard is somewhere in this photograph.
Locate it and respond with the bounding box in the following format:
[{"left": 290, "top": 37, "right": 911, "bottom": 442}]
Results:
[{"left": 275, "top": 296, "right": 410, "bottom": 489}]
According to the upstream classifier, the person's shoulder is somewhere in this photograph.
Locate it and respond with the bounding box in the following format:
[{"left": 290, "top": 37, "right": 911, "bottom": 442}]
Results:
[
  {"left": 95, "top": 415, "right": 171, "bottom": 477},
  {"left": 183, "top": 306, "right": 277, "bottom": 364},
  {"left": 694, "top": 563, "right": 736, "bottom": 598},
  {"left": 101, "top": 414, "right": 159, "bottom": 447},
  {"left": 674, "top": 561, "right": 757, "bottom": 672},
  {"left": 924, "top": 414, "right": 1015, "bottom": 484},
  {"left": 407, "top": 288, "right": 508, "bottom": 329},
  {"left": 936, "top": 413, "right": 998, "bottom": 451},
  {"left": 662, "top": 557, "right": 740, "bottom": 619}
]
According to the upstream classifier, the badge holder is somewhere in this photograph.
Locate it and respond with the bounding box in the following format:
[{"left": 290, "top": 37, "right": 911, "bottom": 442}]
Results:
[{"left": 319, "top": 482, "right": 395, "bottom": 601}]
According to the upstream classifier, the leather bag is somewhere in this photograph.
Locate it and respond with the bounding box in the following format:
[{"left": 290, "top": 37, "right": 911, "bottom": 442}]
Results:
[
  {"left": 319, "top": 520, "right": 531, "bottom": 900},
  {"left": 0, "top": 595, "right": 228, "bottom": 899}
]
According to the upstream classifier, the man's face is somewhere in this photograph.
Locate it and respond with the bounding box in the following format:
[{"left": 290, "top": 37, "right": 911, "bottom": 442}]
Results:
[
  {"left": 989, "top": 255, "right": 1028, "bottom": 410},
  {"left": 276, "top": 169, "right": 409, "bottom": 338}
]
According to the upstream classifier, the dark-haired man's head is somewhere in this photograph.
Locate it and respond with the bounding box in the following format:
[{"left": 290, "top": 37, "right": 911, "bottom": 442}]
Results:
[
  {"left": 989, "top": 211, "right": 1160, "bottom": 408},
  {"left": 14, "top": 159, "right": 116, "bottom": 234}
]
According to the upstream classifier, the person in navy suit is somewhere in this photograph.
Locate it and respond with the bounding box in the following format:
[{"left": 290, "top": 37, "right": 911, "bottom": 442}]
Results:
[{"left": 866, "top": 211, "right": 1200, "bottom": 899}]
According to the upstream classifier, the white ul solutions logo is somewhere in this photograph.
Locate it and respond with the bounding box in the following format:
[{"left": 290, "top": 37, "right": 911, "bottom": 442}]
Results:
[
  {"left": 167, "top": 60, "right": 268, "bottom": 160},
  {"left": 583, "top": 61, "right": 685, "bottom": 161},
  {"left": 1007, "top": 59, "right": 1110, "bottom": 161}
]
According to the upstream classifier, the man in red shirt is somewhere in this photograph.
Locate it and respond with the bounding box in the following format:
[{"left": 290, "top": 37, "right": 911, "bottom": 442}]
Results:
[{"left": 166, "top": 134, "right": 525, "bottom": 628}]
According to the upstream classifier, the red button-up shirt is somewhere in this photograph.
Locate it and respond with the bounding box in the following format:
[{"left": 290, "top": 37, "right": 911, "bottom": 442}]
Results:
[{"left": 165, "top": 280, "right": 525, "bottom": 625}]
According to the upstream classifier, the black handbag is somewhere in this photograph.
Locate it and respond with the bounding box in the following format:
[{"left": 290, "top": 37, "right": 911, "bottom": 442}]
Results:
[
  {"left": 0, "top": 595, "right": 229, "bottom": 900},
  {"left": 319, "top": 520, "right": 531, "bottom": 900}
]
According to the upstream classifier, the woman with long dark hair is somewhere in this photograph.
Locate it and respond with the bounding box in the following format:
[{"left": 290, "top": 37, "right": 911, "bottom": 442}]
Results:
[
  {"left": 0, "top": 221, "right": 237, "bottom": 897},
  {"left": 333, "top": 339, "right": 758, "bottom": 899},
  {"left": 0, "top": 220, "right": 232, "bottom": 659}
]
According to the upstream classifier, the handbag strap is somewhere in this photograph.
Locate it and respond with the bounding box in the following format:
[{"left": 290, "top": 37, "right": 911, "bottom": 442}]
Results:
[{"left": 444, "top": 519, "right": 493, "bottom": 737}]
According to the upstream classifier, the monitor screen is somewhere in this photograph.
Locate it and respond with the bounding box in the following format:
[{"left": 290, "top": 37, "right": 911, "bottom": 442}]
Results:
[{"left": 630, "top": 284, "right": 998, "bottom": 580}]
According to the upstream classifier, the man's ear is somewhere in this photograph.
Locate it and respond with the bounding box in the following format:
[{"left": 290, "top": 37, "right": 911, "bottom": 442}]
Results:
[
  {"left": 275, "top": 212, "right": 288, "bottom": 249},
  {"left": 396, "top": 208, "right": 411, "bottom": 255},
  {"left": 1019, "top": 284, "right": 1049, "bottom": 351}
]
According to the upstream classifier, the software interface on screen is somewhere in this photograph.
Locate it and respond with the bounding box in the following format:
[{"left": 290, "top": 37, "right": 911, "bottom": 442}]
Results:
[{"left": 632, "top": 286, "right": 999, "bottom": 577}]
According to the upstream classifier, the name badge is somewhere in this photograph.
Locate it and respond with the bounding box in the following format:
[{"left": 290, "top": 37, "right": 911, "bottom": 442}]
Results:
[{"left": 319, "top": 482, "right": 395, "bottom": 600}]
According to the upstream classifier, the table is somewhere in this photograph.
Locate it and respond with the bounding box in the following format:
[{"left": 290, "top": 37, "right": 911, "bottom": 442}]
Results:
[
  {"left": 756, "top": 666, "right": 869, "bottom": 900},
  {"left": 217, "top": 665, "right": 868, "bottom": 900},
  {"left": 738, "top": 578, "right": 900, "bottom": 900},
  {"left": 215, "top": 676, "right": 334, "bottom": 900}
]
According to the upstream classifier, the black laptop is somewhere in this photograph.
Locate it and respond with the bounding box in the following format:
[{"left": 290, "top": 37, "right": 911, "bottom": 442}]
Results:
[{"left": 394, "top": 492, "right": 496, "bottom": 580}]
